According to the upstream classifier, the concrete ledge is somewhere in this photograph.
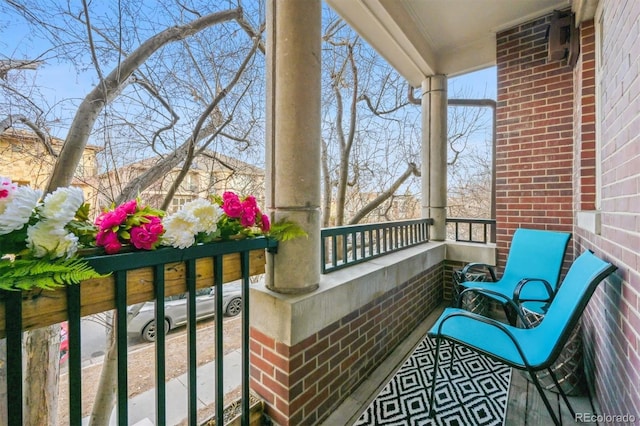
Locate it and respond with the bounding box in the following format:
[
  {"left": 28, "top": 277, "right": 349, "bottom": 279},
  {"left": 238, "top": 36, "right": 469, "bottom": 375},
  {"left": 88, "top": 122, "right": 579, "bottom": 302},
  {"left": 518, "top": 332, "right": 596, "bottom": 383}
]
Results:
[
  {"left": 445, "top": 240, "right": 497, "bottom": 265},
  {"left": 577, "top": 210, "right": 601, "bottom": 235},
  {"left": 251, "top": 242, "right": 446, "bottom": 346}
]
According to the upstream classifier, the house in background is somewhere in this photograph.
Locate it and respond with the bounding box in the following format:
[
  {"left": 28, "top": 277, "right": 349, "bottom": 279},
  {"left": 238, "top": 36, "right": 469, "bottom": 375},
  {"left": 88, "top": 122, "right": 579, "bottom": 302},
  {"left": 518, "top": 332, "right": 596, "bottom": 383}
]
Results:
[
  {"left": 0, "top": 128, "right": 265, "bottom": 215},
  {"left": 0, "top": 128, "right": 101, "bottom": 201},
  {"left": 94, "top": 150, "right": 265, "bottom": 212}
]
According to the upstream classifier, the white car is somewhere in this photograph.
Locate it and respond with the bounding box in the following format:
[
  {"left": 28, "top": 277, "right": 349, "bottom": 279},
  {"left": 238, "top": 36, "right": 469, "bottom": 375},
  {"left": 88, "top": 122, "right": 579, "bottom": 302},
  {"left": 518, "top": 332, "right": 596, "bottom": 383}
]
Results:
[{"left": 127, "top": 281, "right": 243, "bottom": 342}]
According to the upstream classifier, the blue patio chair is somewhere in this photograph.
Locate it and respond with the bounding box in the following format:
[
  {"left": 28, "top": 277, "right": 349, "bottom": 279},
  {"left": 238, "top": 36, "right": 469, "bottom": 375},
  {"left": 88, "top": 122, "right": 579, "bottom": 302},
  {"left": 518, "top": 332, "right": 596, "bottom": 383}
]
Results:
[
  {"left": 427, "top": 250, "right": 617, "bottom": 425},
  {"left": 457, "top": 227, "right": 571, "bottom": 323}
]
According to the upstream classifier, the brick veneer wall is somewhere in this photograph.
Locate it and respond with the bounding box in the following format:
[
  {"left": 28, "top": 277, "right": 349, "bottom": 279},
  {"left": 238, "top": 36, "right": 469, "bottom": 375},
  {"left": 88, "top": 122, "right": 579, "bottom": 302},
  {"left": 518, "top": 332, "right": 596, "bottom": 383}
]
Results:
[
  {"left": 249, "top": 263, "right": 443, "bottom": 425},
  {"left": 495, "top": 12, "right": 575, "bottom": 271},
  {"left": 573, "top": 1, "right": 640, "bottom": 419},
  {"left": 443, "top": 260, "right": 465, "bottom": 301}
]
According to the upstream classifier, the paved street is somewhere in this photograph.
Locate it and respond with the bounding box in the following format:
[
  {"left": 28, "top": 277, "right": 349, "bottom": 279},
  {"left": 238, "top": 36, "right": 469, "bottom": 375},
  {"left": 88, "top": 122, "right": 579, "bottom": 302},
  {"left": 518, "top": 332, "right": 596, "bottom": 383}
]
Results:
[
  {"left": 57, "top": 315, "right": 241, "bottom": 424},
  {"left": 78, "top": 314, "right": 155, "bottom": 363}
]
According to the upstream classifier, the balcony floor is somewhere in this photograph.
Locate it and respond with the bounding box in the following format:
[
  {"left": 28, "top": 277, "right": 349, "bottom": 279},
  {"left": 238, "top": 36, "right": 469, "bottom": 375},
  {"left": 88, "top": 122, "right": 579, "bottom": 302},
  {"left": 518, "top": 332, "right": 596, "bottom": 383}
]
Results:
[{"left": 323, "top": 303, "right": 598, "bottom": 426}]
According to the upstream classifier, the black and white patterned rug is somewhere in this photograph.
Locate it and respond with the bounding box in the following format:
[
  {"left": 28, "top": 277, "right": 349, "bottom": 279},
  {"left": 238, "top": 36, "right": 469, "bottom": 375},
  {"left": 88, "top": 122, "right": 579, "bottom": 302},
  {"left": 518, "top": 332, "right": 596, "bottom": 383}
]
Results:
[{"left": 354, "top": 336, "right": 512, "bottom": 426}]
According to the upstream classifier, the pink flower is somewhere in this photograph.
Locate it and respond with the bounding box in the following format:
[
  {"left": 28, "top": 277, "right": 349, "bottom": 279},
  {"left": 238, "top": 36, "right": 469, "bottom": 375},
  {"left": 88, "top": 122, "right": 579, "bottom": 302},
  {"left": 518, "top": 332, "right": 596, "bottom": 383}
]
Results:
[
  {"left": 96, "top": 230, "right": 122, "bottom": 254},
  {"left": 119, "top": 199, "right": 138, "bottom": 215},
  {"left": 239, "top": 196, "right": 260, "bottom": 227},
  {"left": 260, "top": 214, "right": 270, "bottom": 232},
  {"left": 130, "top": 216, "right": 164, "bottom": 250},
  {"left": 242, "top": 196, "right": 257, "bottom": 210},
  {"left": 240, "top": 210, "right": 256, "bottom": 227},
  {"left": 0, "top": 179, "right": 16, "bottom": 199},
  {"left": 95, "top": 209, "right": 127, "bottom": 231},
  {"left": 222, "top": 191, "right": 243, "bottom": 218}
]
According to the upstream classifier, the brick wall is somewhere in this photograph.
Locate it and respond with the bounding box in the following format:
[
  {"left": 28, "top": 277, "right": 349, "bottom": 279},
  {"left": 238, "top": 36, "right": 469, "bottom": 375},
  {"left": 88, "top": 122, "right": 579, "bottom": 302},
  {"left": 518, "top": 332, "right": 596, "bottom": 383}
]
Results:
[
  {"left": 443, "top": 260, "right": 465, "bottom": 301},
  {"left": 249, "top": 263, "right": 443, "bottom": 425},
  {"left": 495, "top": 12, "right": 575, "bottom": 271},
  {"left": 574, "top": 1, "right": 640, "bottom": 419}
]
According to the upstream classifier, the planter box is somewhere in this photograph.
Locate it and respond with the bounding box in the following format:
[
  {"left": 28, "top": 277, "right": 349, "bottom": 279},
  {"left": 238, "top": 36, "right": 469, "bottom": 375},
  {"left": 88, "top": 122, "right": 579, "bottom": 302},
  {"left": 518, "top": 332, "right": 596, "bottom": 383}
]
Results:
[{"left": 0, "top": 238, "right": 276, "bottom": 337}]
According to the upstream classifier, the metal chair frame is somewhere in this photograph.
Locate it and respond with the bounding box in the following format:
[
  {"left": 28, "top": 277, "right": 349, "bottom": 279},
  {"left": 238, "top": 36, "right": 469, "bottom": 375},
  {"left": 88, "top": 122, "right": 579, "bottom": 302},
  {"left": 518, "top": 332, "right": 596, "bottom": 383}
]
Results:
[
  {"left": 428, "top": 250, "right": 617, "bottom": 425},
  {"left": 457, "top": 228, "right": 572, "bottom": 324}
]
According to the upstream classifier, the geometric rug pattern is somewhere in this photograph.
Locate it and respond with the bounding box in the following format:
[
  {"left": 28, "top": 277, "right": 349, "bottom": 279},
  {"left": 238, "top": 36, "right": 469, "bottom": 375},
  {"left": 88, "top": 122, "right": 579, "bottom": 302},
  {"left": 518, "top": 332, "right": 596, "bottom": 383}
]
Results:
[{"left": 354, "top": 336, "right": 512, "bottom": 426}]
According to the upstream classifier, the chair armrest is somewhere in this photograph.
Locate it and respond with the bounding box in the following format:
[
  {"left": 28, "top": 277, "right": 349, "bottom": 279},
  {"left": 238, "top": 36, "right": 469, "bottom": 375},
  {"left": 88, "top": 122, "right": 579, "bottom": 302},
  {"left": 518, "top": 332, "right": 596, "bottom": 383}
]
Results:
[
  {"left": 457, "top": 287, "right": 531, "bottom": 328},
  {"left": 513, "top": 278, "right": 554, "bottom": 305},
  {"left": 460, "top": 263, "right": 498, "bottom": 282}
]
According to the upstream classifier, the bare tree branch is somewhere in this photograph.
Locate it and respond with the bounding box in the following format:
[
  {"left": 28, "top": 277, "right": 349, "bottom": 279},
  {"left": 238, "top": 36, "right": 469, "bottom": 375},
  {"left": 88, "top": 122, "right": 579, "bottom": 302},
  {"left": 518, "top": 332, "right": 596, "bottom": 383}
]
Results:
[
  {"left": 47, "top": 8, "right": 243, "bottom": 192},
  {"left": 131, "top": 76, "right": 180, "bottom": 150},
  {"left": 359, "top": 93, "right": 409, "bottom": 115},
  {"left": 0, "top": 114, "right": 56, "bottom": 156},
  {"left": 116, "top": 30, "right": 260, "bottom": 204},
  {"left": 0, "top": 59, "right": 44, "bottom": 79},
  {"left": 235, "top": 16, "right": 266, "bottom": 54},
  {"left": 348, "top": 162, "right": 420, "bottom": 224}
]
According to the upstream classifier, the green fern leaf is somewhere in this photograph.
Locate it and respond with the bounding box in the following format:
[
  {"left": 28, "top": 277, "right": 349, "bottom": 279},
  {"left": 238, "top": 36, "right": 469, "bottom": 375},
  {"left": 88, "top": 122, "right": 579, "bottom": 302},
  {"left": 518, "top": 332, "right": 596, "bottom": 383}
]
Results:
[
  {"left": 0, "top": 258, "right": 108, "bottom": 291},
  {"left": 268, "top": 220, "right": 309, "bottom": 242}
]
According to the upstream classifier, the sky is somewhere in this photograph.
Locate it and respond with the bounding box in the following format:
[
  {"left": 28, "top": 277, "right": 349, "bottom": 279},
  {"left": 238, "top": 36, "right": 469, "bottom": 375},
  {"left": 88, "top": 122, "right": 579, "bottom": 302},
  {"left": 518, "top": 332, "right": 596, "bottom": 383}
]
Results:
[
  {"left": 449, "top": 66, "right": 497, "bottom": 100},
  {"left": 1, "top": 2, "right": 498, "bottom": 146}
]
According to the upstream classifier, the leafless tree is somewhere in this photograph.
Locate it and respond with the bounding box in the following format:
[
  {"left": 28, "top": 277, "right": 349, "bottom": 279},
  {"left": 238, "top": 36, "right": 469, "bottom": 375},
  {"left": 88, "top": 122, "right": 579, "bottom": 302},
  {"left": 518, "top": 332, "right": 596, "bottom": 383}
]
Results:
[
  {"left": 321, "top": 13, "right": 421, "bottom": 227},
  {"left": 1, "top": 1, "right": 266, "bottom": 424},
  {"left": 0, "top": 2, "right": 492, "bottom": 423}
]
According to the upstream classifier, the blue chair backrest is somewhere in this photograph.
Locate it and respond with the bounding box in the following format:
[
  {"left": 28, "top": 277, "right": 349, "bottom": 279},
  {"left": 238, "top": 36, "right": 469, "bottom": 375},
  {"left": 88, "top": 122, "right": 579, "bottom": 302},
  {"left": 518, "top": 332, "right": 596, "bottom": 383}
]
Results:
[
  {"left": 501, "top": 228, "right": 571, "bottom": 291},
  {"left": 533, "top": 251, "right": 616, "bottom": 362}
]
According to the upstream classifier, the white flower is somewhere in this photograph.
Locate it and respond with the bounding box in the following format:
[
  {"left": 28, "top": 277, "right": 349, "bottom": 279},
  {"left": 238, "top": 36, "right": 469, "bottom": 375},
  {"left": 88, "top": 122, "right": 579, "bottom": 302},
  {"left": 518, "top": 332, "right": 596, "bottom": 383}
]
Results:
[
  {"left": 182, "top": 199, "right": 220, "bottom": 234},
  {"left": 162, "top": 210, "right": 199, "bottom": 249},
  {"left": 27, "top": 221, "right": 79, "bottom": 259},
  {"left": 40, "top": 187, "right": 84, "bottom": 225},
  {"left": 0, "top": 186, "right": 42, "bottom": 235}
]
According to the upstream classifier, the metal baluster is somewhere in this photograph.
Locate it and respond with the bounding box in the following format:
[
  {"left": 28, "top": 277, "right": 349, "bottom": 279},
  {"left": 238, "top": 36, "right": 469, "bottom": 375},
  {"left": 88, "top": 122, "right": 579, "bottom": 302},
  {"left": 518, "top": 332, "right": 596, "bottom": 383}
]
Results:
[
  {"left": 241, "top": 251, "right": 250, "bottom": 426},
  {"left": 215, "top": 255, "right": 225, "bottom": 425},
  {"left": 187, "top": 259, "right": 198, "bottom": 424},
  {"left": 66, "top": 284, "right": 82, "bottom": 425},
  {"left": 5, "top": 291, "right": 23, "bottom": 426},
  {"left": 115, "top": 270, "right": 129, "bottom": 424},
  {"left": 154, "top": 264, "right": 167, "bottom": 425}
]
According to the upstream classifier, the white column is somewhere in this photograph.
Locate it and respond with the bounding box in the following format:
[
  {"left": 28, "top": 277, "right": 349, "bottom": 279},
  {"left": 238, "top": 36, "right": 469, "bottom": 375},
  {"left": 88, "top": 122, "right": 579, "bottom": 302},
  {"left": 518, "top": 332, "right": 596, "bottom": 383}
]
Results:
[
  {"left": 421, "top": 75, "right": 448, "bottom": 241},
  {"left": 265, "top": 0, "right": 321, "bottom": 293}
]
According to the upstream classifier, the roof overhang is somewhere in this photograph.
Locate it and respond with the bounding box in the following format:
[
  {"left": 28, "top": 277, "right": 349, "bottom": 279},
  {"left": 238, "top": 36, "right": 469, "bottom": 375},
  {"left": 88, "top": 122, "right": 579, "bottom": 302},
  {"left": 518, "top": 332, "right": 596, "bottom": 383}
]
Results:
[{"left": 326, "top": 0, "right": 588, "bottom": 85}]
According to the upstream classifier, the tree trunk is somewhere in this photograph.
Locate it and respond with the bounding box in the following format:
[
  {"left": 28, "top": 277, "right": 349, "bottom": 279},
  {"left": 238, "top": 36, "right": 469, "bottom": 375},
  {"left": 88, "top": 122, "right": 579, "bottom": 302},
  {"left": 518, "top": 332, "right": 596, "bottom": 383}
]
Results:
[
  {"left": 88, "top": 321, "right": 117, "bottom": 426},
  {"left": 23, "top": 325, "right": 61, "bottom": 426},
  {"left": 30, "top": 9, "right": 242, "bottom": 426},
  {"left": 0, "top": 339, "right": 6, "bottom": 423}
]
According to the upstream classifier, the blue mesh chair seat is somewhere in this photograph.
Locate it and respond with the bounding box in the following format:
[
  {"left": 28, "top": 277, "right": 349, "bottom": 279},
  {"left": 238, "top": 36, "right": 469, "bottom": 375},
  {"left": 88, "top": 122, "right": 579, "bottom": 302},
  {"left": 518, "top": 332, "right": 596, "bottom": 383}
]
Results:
[
  {"left": 458, "top": 228, "right": 571, "bottom": 322},
  {"left": 427, "top": 250, "right": 617, "bottom": 425}
]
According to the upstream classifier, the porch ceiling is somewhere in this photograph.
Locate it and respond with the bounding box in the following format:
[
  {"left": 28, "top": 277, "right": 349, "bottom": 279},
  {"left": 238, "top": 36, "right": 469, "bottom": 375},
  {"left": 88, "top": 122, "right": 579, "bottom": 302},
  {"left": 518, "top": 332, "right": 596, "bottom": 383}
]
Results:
[{"left": 326, "top": 0, "right": 578, "bottom": 84}]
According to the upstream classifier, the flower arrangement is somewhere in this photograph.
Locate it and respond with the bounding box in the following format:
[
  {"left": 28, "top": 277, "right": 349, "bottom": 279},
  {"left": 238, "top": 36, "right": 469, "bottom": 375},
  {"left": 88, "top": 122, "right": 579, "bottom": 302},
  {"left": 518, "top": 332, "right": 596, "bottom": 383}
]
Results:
[
  {"left": 0, "top": 178, "right": 306, "bottom": 291},
  {"left": 0, "top": 177, "right": 104, "bottom": 291},
  {"left": 95, "top": 199, "right": 164, "bottom": 254},
  {"left": 214, "top": 191, "right": 270, "bottom": 239},
  {"left": 162, "top": 191, "right": 305, "bottom": 248}
]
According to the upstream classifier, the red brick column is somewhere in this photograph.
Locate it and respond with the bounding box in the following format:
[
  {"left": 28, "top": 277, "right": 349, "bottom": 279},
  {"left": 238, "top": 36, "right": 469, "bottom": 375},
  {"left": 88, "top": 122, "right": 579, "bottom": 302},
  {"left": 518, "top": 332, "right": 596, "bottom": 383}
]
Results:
[
  {"left": 573, "top": 20, "right": 597, "bottom": 211},
  {"left": 495, "top": 11, "right": 575, "bottom": 270}
]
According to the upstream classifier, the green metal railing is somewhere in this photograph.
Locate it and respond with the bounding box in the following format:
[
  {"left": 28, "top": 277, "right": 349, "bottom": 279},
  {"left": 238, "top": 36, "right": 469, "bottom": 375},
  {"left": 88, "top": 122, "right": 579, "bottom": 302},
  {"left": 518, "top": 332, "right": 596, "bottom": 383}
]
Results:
[
  {"left": 321, "top": 219, "right": 433, "bottom": 274},
  {"left": 446, "top": 217, "right": 496, "bottom": 243},
  {"left": 2, "top": 237, "right": 277, "bottom": 426}
]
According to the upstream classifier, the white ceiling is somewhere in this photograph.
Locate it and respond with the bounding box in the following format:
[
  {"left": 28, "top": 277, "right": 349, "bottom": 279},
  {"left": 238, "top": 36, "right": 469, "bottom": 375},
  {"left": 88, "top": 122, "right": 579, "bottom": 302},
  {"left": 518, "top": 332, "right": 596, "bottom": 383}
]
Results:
[{"left": 326, "top": 0, "right": 576, "bottom": 85}]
